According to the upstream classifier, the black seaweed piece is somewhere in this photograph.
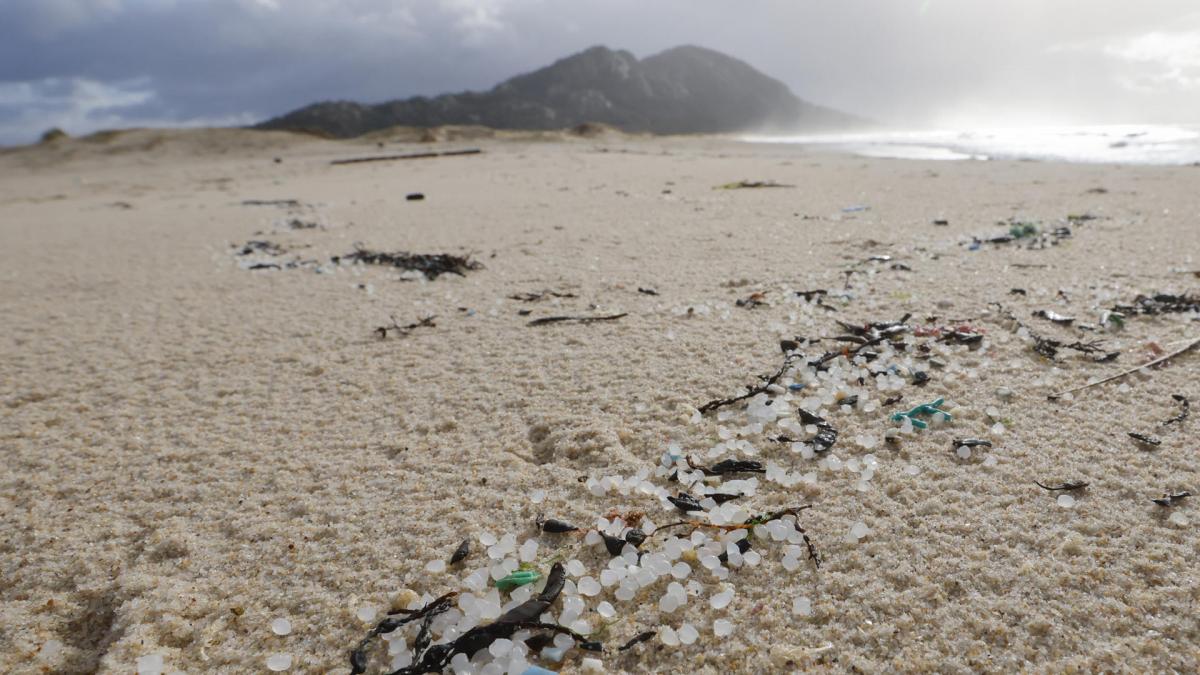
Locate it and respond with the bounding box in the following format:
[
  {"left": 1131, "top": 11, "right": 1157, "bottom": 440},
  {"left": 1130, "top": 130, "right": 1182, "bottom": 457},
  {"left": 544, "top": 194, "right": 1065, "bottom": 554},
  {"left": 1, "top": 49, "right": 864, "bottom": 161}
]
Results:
[
  {"left": 891, "top": 262, "right": 913, "bottom": 271},
  {"left": 450, "top": 538, "right": 470, "bottom": 565},
  {"left": 717, "top": 538, "right": 752, "bottom": 564},
  {"left": 286, "top": 218, "right": 319, "bottom": 230},
  {"left": 601, "top": 532, "right": 628, "bottom": 556},
  {"left": 796, "top": 289, "right": 828, "bottom": 302},
  {"left": 406, "top": 193, "right": 425, "bottom": 201},
  {"left": 1163, "top": 394, "right": 1190, "bottom": 426},
  {"left": 1151, "top": 491, "right": 1191, "bottom": 506},
  {"left": 706, "top": 459, "right": 767, "bottom": 475},
  {"left": 953, "top": 438, "right": 993, "bottom": 448},
  {"left": 1035, "top": 480, "right": 1089, "bottom": 491},
  {"left": 668, "top": 493, "right": 704, "bottom": 512},
  {"left": 1010, "top": 288, "right": 1027, "bottom": 295},
  {"left": 509, "top": 290, "right": 577, "bottom": 302},
  {"left": 247, "top": 262, "right": 282, "bottom": 270},
  {"left": 334, "top": 247, "right": 483, "bottom": 279},
  {"left": 797, "top": 408, "right": 826, "bottom": 425},
  {"left": 523, "top": 633, "right": 556, "bottom": 652},
  {"left": 527, "top": 313, "right": 627, "bottom": 326},
  {"left": 637, "top": 287, "right": 659, "bottom": 296},
  {"left": 697, "top": 352, "right": 804, "bottom": 414},
  {"left": 912, "top": 371, "right": 930, "bottom": 386},
  {"left": 708, "top": 492, "right": 743, "bottom": 504},
  {"left": 537, "top": 516, "right": 579, "bottom": 533},
  {"left": 882, "top": 395, "right": 904, "bottom": 407},
  {"left": 350, "top": 592, "right": 458, "bottom": 674},
  {"left": 1129, "top": 432, "right": 1161, "bottom": 446},
  {"left": 619, "top": 631, "right": 656, "bottom": 651},
  {"left": 624, "top": 528, "right": 647, "bottom": 547},
  {"left": 811, "top": 427, "right": 837, "bottom": 453},
  {"left": 242, "top": 199, "right": 301, "bottom": 207},
  {"left": 376, "top": 315, "right": 436, "bottom": 339}
]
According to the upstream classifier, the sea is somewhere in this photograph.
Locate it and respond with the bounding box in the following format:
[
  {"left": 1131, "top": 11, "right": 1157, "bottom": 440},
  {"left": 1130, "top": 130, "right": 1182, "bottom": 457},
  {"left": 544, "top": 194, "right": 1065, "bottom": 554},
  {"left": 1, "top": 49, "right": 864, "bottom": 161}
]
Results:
[{"left": 743, "top": 124, "right": 1200, "bottom": 165}]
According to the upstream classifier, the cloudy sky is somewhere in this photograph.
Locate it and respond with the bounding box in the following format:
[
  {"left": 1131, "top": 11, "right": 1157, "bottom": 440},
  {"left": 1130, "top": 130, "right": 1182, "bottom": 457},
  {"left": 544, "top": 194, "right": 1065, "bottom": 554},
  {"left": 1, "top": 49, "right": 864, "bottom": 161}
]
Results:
[{"left": 2, "top": 0, "right": 1199, "bottom": 144}]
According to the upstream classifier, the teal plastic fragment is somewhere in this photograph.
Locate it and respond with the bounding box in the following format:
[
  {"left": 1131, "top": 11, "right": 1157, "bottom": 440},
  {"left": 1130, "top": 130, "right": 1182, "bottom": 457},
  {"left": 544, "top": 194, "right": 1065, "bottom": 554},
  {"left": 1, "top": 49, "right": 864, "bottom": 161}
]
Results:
[
  {"left": 521, "top": 667, "right": 558, "bottom": 675},
  {"left": 496, "top": 569, "right": 541, "bottom": 592},
  {"left": 890, "top": 397, "right": 952, "bottom": 429}
]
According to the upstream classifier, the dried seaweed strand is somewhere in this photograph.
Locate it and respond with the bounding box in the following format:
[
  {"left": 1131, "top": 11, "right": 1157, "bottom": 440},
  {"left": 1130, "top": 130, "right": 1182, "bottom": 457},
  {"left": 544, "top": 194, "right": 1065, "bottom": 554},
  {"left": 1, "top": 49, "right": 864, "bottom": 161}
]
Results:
[
  {"left": 697, "top": 351, "right": 803, "bottom": 414},
  {"left": 376, "top": 315, "right": 436, "bottom": 339},
  {"left": 1163, "top": 394, "right": 1190, "bottom": 426}
]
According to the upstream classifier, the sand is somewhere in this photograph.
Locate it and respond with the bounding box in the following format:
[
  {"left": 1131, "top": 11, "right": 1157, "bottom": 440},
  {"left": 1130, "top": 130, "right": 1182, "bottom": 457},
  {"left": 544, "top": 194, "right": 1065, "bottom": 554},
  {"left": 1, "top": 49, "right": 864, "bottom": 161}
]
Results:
[{"left": 1, "top": 128, "right": 1198, "bottom": 674}]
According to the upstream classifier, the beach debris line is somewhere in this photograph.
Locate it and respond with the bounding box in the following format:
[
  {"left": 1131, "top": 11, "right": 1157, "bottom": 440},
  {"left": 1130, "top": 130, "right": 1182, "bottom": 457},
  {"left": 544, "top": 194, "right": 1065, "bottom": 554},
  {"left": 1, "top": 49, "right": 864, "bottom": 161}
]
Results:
[
  {"left": 1151, "top": 491, "right": 1191, "bottom": 506},
  {"left": 968, "top": 219, "right": 1072, "bottom": 250},
  {"left": 333, "top": 248, "right": 484, "bottom": 280},
  {"left": 990, "top": 303, "right": 1118, "bottom": 362},
  {"left": 527, "top": 313, "right": 627, "bottom": 326},
  {"left": 1110, "top": 292, "right": 1200, "bottom": 316},
  {"left": 330, "top": 148, "right": 482, "bottom": 166},
  {"left": 375, "top": 316, "right": 436, "bottom": 339},
  {"left": 1035, "top": 480, "right": 1089, "bottom": 491}
]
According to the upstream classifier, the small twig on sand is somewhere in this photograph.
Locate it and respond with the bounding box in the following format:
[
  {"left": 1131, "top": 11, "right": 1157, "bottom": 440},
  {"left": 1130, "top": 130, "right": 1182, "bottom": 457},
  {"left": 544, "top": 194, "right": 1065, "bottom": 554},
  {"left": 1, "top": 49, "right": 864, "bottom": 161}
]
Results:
[{"left": 1048, "top": 336, "right": 1200, "bottom": 401}]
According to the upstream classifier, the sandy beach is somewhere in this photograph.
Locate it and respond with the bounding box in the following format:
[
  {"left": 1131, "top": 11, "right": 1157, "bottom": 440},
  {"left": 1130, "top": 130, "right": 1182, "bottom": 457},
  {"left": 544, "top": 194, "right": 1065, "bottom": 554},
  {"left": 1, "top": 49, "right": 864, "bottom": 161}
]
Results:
[{"left": 2, "top": 128, "right": 1198, "bottom": 674}]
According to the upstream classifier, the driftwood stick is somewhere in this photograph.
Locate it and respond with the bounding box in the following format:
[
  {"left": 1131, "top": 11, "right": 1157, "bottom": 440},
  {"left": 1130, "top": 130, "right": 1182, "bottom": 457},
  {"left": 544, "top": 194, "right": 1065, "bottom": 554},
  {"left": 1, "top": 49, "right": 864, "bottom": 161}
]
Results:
[
  {"left": 330, "top": 148, "right": 482, "bottom": 166},
  {"left": 1048, "top": 336, "right": 1200, "bottom": 401}
]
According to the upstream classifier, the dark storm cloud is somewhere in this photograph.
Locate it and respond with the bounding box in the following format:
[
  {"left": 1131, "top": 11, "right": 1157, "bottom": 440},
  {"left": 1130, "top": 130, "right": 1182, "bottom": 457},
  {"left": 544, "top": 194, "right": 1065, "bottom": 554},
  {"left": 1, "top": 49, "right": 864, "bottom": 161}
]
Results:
[{"left": 2, "top": 0, "right": 1198, "bottom": 144}]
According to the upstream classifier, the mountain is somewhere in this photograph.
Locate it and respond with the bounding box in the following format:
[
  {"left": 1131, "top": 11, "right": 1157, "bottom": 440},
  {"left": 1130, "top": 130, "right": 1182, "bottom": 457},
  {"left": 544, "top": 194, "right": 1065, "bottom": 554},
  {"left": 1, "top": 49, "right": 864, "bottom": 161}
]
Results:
[{"left": 255, "top": 45, "right": 861, "bottom": 137}]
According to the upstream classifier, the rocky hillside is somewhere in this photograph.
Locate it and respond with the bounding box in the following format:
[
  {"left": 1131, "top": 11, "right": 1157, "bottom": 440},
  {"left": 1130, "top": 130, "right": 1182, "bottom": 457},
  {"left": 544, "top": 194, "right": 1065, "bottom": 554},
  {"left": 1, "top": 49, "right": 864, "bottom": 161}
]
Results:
[{"left": 256, "top": 45, "right": 860, "bottom": 137}]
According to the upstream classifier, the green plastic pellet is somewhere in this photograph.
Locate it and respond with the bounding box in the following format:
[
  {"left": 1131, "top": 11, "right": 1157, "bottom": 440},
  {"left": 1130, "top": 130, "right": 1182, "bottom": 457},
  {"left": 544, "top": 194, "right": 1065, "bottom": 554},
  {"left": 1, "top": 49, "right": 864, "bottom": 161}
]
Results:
[{"left": 496, "top": 569, "right": 541, "bottom": 592}]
